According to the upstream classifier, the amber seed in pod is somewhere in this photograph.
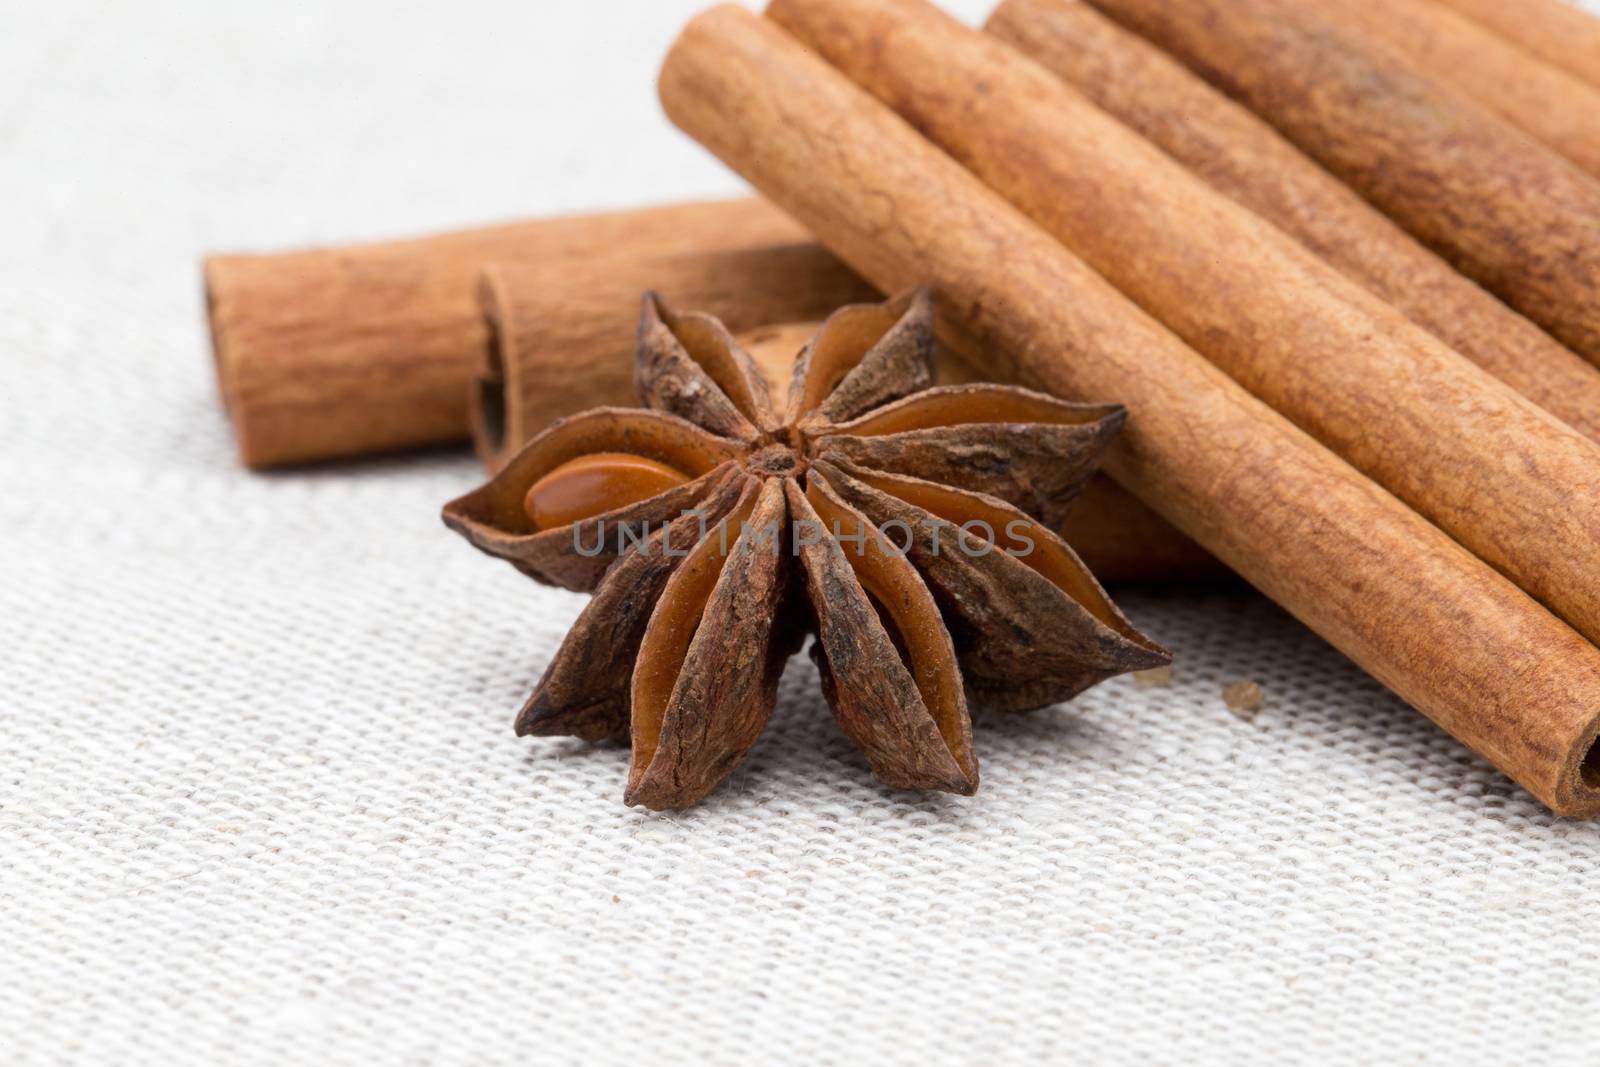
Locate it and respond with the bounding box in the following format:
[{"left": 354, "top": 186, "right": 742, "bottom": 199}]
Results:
[{"left": 523, "top": 453, "right": 691, "bottom": 530}]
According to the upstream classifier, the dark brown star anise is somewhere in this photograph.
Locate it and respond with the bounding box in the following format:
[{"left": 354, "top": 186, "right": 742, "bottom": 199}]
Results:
[{"left": 442, "top": 288, "right": 1169, "bottom": 809}]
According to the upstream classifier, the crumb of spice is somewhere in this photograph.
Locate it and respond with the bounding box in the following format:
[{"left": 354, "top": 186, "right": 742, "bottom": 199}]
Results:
[
  {"left": 1223, "top": 680, "right": 1265, "bottom": 719},
  {"left": 1133, "top": 665, "right": 1174, "bottom": 688}
]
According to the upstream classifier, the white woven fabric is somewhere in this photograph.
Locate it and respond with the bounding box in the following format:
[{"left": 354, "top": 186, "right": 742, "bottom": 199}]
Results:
[{"left": 4, "top": 1, "right": 1600, "bottom": 1064}]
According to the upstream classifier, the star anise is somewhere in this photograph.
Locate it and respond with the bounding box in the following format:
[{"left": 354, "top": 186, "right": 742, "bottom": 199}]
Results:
[{"left": 442, "top": 288, "right": 1169, "bottom": 809}]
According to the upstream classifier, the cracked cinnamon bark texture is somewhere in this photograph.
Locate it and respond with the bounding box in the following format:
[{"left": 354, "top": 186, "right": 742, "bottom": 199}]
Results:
[
  {"left": 205, "top": 197, "right": 829, "bottom": 467},
  {"left": 1432, "top": 0, "right": 1600, "bottom": 95},
  {"left": 658, "top": 4, "right": 1600, "bottom": 815},
  {"left": 769, "top": 0, "right": 1600, "bottom": 650},
  {"left": 1312, "top": 0, "right": 1600, "bottom": 181},
  {"left": 1076, "top": 0, "right": 1600, "bottom": 369},
  {"left": 986, "top": 0, "right": 1600, "bottom": 445}
]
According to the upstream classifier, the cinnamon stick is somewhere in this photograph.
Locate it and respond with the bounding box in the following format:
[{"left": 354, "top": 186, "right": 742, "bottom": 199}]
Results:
[
  {"left": 986, "top": 0, "right": 1600, "bottom": 445},
  {"left": 771, "top": 0, "right": 1600, "bottom": 648},
  {"left": 1432, "top": 0, "right": 1600, "bottom": 95},
  {"left": 659, "top": 4, "right": 1600, "bottom": 814},
  {"left": 205, "top": 197, "right": 814, "bottom": 468},
  {"left": 1320, "top": 0, "right": 1600, "bottom": 180},
  {"left": 472, "top": 245, "right": 874, "bottom": 469},
  {"left": 1055, "top": 475, "right": 1225, "bottom": 586},
  {"left": 477, "top": 262, "right": 1222, "bottom": 583},
  {"left": 1077, "top": 0, "right": 1600, "bottom": 368}
]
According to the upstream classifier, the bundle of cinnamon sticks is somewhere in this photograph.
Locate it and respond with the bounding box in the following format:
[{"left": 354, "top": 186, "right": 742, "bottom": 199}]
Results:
[{"left": 204, "top": 0, "right": 1600, "bottom": 816}]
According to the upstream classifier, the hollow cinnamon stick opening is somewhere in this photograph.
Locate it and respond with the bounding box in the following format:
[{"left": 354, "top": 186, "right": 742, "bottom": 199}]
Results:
[
  {"left": 470, "top": 244, "right": 874, "bottom": 470},
  {"left": 660, "top": 3, "right": 1600, "bottom": 815},
  {"left": 985, "top": 0, "right": 1600, "bottom": 445},
  {"left": 203, "top": 197, "right": 813, "bottom": 468},
  {"left": 1077, "top": 0, "right": 1600, "bottom": 369}
]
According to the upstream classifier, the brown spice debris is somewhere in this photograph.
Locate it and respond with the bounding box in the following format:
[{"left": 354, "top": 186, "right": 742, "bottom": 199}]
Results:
[
  {"left": 1133, "top": 666, "right": 1173, "bottom": 689},
  {"left": 1223, "top": 681, "right": 1265, "bottom": 720}
]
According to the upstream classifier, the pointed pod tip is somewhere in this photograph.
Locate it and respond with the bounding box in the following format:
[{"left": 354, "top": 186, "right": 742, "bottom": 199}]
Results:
[
  {"left": 1131, "top": 641, "right": 1175, "bottom": 672},
  {"left": 637, "top": 290, "right": 667, "bottom": 336},
  {"left": 621, "top": 780, "right": 689, "bottom": 813},
  {"left": 438, "top": 495, "right": 481, "bottom": 539},
  {"left": 623, "top": 754, "right": 691, "bottom": 812},
  {"left": 512, "top": 695, "right": 545, "bottom": 737},
  {"left": 888, "top": 761, "right": 979, "bottom": 798},
  {"left": 931, "top": 761, "right": 980, "bottom": 797},
  {"left": 892, "top": 285, "right": 936, "bottom": 328},
  {"left": 514, "top": 685, "right": 589, "bottom": 738}
]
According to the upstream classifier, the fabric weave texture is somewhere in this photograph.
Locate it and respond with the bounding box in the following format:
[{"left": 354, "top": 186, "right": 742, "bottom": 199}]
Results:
[{"left": 3, "top": 2, "right": 1598, "bottom": 1064}]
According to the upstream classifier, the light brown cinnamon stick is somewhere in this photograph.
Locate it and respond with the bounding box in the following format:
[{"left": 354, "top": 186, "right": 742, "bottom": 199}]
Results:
[
  {"left": 477, "top": 263, "right": 1221, "bottom": 583},
  {"left": 771, "top": 0, "right": 1600, "bottom": 649},
  {"left": 205, "top": 198, "right": 813, "bottom": 468},
  {"left": 1321, "top": 0, "right": 1600, "bottom": 180},
  {"left": 1079, "top": 0, "right": 1600, "bottom": 369},
  {"left": 472, "top": 245, "right": 874, "bottom": 469},
  {"left": 1432, "top": 0, "right": 1600, "bottom": 94},
  {"left": 660, "top": 3, "right": 1600, "bottom": 814},
  {"left": 986, "top": 0, "right": 1600, "bottom": 445},
  {"left": 1054, "top": 475, "right": 1225, "bottom": 586}
]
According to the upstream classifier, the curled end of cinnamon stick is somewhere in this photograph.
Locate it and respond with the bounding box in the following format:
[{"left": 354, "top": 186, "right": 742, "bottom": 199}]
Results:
[
  {"left": 1558, "top": 720, "right": 1600, "bottom": 818},
  {"left": 472, "top": 269, "right": 516, "bottom": 471},
  {"left": 472, "top": 265, "right": 645, "bottom": 473}
]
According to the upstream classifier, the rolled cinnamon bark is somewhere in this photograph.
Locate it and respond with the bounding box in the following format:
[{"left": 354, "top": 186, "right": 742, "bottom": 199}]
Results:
[
  {"left": 1078, "top": 0, "right": 1600, "bottom": 369},
  {"left": 1055, "top": 475, "right": 1225, "bottom": 585},
  {"left": 473, "top": 246, "right": 874, "bottom": 468},
  {"left": 660, "top": 4, "right": 1600, "bottom": 814},
  {"left": 1432, "top": 0, "right": 1600, "bottom": 94},
  {"left": 477, "top": 263, "right": 1222, "bottom": 583},
  {"left": 986, "top": 0, "right": 1600, "bottom": 444},
  {"left": 205, "top": 197, "right": 813, "bottom": 468},
  {"left": 771, "top": 0, "right": 1600, "bottom": 647},
  {"left": 1317, "top": 0, "right": 1600, "bottom": 180}
]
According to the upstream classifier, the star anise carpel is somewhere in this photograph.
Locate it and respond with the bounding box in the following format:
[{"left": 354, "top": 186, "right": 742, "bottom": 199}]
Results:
[{"left": 443, "top": 287, "right": 1169, "bottom": 809}]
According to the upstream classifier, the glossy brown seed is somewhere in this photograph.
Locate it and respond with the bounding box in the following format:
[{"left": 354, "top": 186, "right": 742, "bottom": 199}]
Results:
[
  {"left": 441, "top": 408, "right": 742, "bottom": 591},
  {"left": 522, "top": 452, "right": 691, "bottom": 530}
]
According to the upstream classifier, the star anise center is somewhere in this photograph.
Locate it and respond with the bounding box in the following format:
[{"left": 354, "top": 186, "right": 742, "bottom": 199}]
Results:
[{"left": 745, "top": 439, "right": 806, "bottom": 478}]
